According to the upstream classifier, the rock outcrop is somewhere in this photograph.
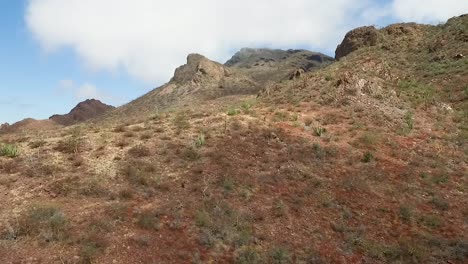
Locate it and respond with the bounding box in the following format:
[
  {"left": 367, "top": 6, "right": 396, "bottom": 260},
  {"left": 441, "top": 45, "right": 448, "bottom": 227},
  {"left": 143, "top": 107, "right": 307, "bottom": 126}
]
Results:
[
  {"left": 335, "top": 26, "right": 380, "bottom": 60},
  {"left": 171, "top": 54, "right": 231, "bottom": 84}
]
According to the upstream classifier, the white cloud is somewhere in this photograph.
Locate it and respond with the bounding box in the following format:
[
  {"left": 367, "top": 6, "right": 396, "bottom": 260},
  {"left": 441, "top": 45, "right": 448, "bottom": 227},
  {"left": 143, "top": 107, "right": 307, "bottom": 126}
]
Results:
[
  {"left": 391, "top": 0, "right": 468, "bottom": 23},
  {"left": 56, "top": 79, "right": 108, "bottom": 101},
  {"left": 26, "top": 0, "right": 377, "bottom": 84},
  {"left": 75, "top": 83, "right": 104, "bottom": 100},
  {"left": 26, "top": 0, "right": 468, "bottom": 85}
]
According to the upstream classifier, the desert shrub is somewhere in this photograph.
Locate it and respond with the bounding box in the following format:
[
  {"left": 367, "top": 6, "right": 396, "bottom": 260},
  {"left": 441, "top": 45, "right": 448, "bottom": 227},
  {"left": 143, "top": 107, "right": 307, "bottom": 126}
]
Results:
[
  {"left": 183, "top": 147, "right": 200, "bottom": 161},
  {"left": 120, "top": 160, "right": 160, "bottom": 187},
  {"left": 273, "top": 111, "right": 290, "bottom": 122},
  {"left": 268, "top": 247, "right": 292, "bottom": 264},
  {"left": 56, "top": 128, "right": 83, "bottom": 154},
  {"left": 128, "top": 145, "right": 151, "bottom": 157},
  {"left": 28, "top": 140, "right": 47, "bottom": 149},
  {"left": 79, "top": 177, "right": 107, "bottom": 197},
  {"left": 362, "top": 151, "right": 375, "bottom": 163},
  {"left": 136, "top": 209, "right": 161, "bottom": 230},
  {"left": 236, "top": 247, "right": 262, "bottom": 264},
  {"left": 195, "top": 133, "right": 206, "bottom": 148},
  {"left": 140, "top": 132, "right": 152, "bottom": 140},
  {"left": 0, "top": 143, "right": 20, "bottom": 158},
  {"left": 430, "top": 196, "right": 449, "bottom": 211},
  {"left": 118, "top": 188, "right": 135, "bottom": 200},
  {"left": 227, "top": 107, "right": 241, "bottom": 116},
  {"left": 404, "top": 111, "right": 414, "bottom": 130},
  {"left": 399, "top": 206, "right": 412, "bottom": 222},
  {"left": 17, "top": 204, "right": 68, "bottom": 242},
  {"left": 173, "top": 112, "right": 190, "bottom": 130},
  {"left": 194, "top": 202, "right": 253, "bottom": 249},
  {"left": 358, "top": 132, "right": 379, "bottom": 146},
  {"left": 419, "top": 215, "right": 442, "bottom": 229},
  {"left": 116, "top": 138, "right": 130, "bottom": 148},
  {"left": 312, "top": 126, "right": 327, "bottom": 137},
  {"left": 113, "top": 125, "right": 127, "bottom": 133},
  {"left": 240, "top": 100, "right": 255, "bottom": 114},
  {"left": 78, "top": 229, "right": 109, "bottom": 264},
  {"left": 131, "top": 126, "right": 144, "bottom": 132},
  {"left": 273, "top": 200, "right": 289, "bottom": 217},
  {"left": 123, "top": 131, "right": 136, "bottom": 138}
]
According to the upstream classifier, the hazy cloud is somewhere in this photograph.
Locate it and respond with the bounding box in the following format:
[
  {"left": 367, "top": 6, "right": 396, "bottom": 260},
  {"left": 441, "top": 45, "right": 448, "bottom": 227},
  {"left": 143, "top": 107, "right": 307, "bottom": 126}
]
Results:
[
  {"left": 391, "top": 0, "right": 468, "bottom": 23},
  {"left": 56, "top": 79, "right": 108, "bottom": 102},
  {"left": 26, "top": 0, "right": 468, "bottom": 84},
  {"left": 75, "top": 83, "right": 104, "bottom": 101}
]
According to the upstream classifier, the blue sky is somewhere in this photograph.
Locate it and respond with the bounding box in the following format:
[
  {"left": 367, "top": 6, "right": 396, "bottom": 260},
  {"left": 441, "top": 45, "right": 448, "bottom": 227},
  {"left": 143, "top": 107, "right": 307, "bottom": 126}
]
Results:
[
  {"left": 0, "top": 0, "right": 147, "bottom": 124},
  {"left": 1, "top": 0, "right": 466, "bottom": 124}
]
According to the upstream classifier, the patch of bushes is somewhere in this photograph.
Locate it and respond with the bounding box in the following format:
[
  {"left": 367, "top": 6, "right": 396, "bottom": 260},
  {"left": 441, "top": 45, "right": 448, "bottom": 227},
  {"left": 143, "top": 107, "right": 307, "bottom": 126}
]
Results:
[
  {"left": 398, "top": 80, "right": 436, "bottom": 108},
  {"left": 17, "top": 204, "right": 68, "bottom": 242},
  {"left": 120, "top": 160, "right": 161, "bottom": 188},
  {"left": 0, "top": 143, "right": 20, "bottom": 158}
]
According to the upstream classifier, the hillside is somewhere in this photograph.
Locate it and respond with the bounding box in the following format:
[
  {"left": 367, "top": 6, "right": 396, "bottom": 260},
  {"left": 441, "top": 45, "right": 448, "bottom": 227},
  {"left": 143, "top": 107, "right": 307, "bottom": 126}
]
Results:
[{"left": 0, "top": 15, "right": 467, "bottom": 264}]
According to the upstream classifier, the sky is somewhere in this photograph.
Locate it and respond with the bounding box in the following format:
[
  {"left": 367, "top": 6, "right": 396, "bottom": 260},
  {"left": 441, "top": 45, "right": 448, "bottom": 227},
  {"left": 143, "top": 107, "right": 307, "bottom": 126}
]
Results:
[{"left": 0, "top": 0, "right": 467, "bottom": 124}]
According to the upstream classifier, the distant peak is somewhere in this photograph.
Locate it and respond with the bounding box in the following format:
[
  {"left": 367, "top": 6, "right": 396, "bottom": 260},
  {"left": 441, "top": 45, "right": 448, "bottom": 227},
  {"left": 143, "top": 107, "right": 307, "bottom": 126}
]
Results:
[{"left": 49, "top": 99, "right": 115, "bottom": 126}]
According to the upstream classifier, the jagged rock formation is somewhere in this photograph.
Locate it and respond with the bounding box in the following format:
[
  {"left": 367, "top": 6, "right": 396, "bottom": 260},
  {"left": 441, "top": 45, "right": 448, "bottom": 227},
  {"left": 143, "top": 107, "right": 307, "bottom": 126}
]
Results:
[
  {"left": 50, "top": 99, "right": 115, "bottom": 126},
  {"left": 226, "top": 48, "right": 334, "bottom": 83},
  {"left": 171, "top": 54, "right": 231, "bottom": 84}
]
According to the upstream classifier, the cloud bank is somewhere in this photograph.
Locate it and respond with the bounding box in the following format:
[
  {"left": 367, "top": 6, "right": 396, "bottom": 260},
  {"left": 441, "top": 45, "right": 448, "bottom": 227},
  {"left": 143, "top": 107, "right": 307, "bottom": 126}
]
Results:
[{"left": 26, "top": 0, "right": 468, "bottom": 84}]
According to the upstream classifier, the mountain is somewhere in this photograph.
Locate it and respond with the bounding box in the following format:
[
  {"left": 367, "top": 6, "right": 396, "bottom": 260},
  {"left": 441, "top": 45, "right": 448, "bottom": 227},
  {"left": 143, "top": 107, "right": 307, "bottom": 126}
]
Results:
[
  {"left": 226, "top": 48, "right": 334, "bottom": 83},
  {"left": 109, "top": 49, "right": 333, "bottom": 121},
  {"left": 50, "top": 99, "right": 115, "bottom": 126},
  {"left": 1, "top": 15, "right": 467, "bottom": 264}
]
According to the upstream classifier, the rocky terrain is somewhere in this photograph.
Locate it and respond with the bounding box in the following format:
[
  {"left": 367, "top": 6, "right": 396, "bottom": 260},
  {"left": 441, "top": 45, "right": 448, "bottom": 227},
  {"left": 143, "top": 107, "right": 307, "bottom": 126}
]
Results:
[{"left": 0, "top": 15, "right": 467, "bottom": 264}]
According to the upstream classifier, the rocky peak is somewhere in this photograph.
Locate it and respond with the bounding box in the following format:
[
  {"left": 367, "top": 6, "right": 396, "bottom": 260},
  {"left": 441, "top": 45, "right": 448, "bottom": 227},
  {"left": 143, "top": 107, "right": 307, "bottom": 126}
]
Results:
[
  {"left": 335, "top": 26, "right": 380, "bottom": 60},
  {"left": 171, "top": 53, "right": 230, "bottom": 84},
  {"left": 50, "top": 99, "right": 115, "bottom": 126}
]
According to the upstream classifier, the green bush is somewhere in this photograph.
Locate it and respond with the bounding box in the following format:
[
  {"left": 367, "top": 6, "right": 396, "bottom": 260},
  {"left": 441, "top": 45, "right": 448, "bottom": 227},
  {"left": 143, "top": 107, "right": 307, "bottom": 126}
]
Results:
[
  {"left": 0, "top": 144, "right": 19, "bottom": 158},
  {"left": 227, "top": 107, "right": 241, "bottom": 116},
  {"left": 362, "top": 152, "right": 374, "bottom": 163}
]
